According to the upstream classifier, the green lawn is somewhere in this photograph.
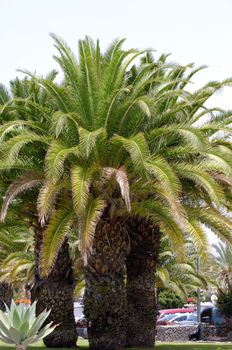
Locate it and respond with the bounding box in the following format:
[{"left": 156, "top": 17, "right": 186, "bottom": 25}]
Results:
[{"left": 0, "top": 340, "right": 232, "bottom": 350}]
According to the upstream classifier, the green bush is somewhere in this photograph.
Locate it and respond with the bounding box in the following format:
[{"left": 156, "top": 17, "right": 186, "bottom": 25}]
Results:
[{"left": 158, "top": 290, "right": 184, "bottom": 309}]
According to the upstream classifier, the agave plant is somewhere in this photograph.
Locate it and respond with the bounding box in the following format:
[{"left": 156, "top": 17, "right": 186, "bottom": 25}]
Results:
[{"left": 0, "top": 300, "right": 56, "bottom": 350}]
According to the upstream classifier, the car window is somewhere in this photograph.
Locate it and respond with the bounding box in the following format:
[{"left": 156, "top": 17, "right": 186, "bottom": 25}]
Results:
[
  {"left": 187, "top": 314, "right": 197, "bottom": 321},
  {"left": 160, "top": 314, "right": 179, "bottom": 321},
  {"left": 174, "top": 315, "right": 188, "bottom": 322}
]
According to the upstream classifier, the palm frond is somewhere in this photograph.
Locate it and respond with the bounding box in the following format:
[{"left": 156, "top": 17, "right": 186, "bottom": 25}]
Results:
[
  {"left": 45, "top": 141, "right": 78, "bottom": 183},
  {"left": 37, "top": 180, "right": 69, "bottom": 225},
  {"left": 1, "top": 172, "right": 44, "bottom": 221},
  {"left": 113, "top": 133, "right": 150, "bottom": 173},
  {"left": 0, "top": 132, "right": 51, "bottom": 165},
  {"left": 78, "top": 197, "right": 105, "bottom": 264},
  {"left": 78, "top": 127, "right": 105, "bottom": 158},
  {"left": 71, "top": 165, "right": 95, "bottom": 215},
  {"left": 40, "top": 207, "right": 74, "bottom": 277}
]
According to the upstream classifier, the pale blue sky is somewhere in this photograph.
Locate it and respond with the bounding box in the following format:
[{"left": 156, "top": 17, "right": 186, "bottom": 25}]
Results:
[
  {"left": 1, "top": 0, "right": 232, "bottom": 108},
  {"left": 1, "top": 0, "right": 232, "bottom": 245}
]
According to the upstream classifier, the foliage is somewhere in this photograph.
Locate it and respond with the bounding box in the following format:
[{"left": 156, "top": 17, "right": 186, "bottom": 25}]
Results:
[
  {"left": 0, "top": 300, "right": 56, "bottom": 349},
  {"left": 217, "top": 288, "right": 232, "bottom": 317},
  {"left": 158, "top": 289, "right": 184, "bottom": 309},
  {"left": 211, "top": 242, "right": 232, "bottom": 317},
  {"left": 0, "top": 221, "right": 34, "bottom": 287},
  {"left": 212, "top": 242, "right": 232, "bottom": 289},
  {"left": 1, "top": 37, "right": 232, "bottom": 276},
  {"left": 156, "top": 236, "right": 208, "bottom": 298}
]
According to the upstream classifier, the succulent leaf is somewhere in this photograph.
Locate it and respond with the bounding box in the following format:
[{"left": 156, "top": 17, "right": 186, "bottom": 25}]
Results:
[{"left": 0, "top": 301, "right": 54, "bottom": 347}]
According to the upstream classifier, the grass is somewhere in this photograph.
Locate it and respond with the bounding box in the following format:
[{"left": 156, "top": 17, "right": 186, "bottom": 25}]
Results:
[
  {"left": 0, "top": 339, "right": 232, "bottom": 350},
  {"left": 155, "top": 342, "right": 232, "bottom": 350}
]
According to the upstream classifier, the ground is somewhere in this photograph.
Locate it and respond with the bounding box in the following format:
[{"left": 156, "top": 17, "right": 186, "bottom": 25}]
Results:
[{"left": 0, "top": 340, "right": 232, "bottom": 350}]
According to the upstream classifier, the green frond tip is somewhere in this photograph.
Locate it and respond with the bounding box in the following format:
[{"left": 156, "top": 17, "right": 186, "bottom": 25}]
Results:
[
  {"left": 71, "top": 165, "right": 96, "bottom": 215},
  {"left": 79, "top": 197, "right": 105, "bottom": 264},
  {"left": 112, "top": 133, "right": 150, "bottom": 173},
  {"left": 78, "top": 127, "right": 105, "bottom": 158},
  {"left": 1, "top": 172, "right": 44, "bottom": 222},
  {"left": 45, "top": 141, "right": 78, "bottom": 183},
  {"left": 40, "top": 208, "right": 74, "bottom": 277},
  {"left": 37, "top": 181, "right": 68, "bottom": 226}
]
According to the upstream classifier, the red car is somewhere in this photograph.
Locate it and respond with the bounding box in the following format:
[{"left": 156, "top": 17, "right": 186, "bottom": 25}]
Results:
[{"left": 158, "top": 308, "right": 195, "bottom": 320}]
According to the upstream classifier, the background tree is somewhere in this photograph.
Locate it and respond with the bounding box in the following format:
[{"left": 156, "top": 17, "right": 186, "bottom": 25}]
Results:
[
  {"left": 0, "top": 77, "right": 78, "bottom": 348},
  {"left": 156, "top": 236, "right": 208, "bottom": 298}
]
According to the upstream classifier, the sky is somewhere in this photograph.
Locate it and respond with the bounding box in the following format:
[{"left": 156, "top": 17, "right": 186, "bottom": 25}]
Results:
[
  {"left": 1, "top": 0, "right": 232, "bottom": 246},
  {"left": 1, "top": 0, "right": 232, "bottom": 107}
]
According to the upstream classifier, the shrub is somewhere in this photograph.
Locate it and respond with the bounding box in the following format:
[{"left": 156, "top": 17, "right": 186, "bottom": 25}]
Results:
[
  {"left": 0, "top": 300, "right": 56, "bottom": 350},
  {"left": 158, "top": 290, "right": 184, "bottom": 309}
]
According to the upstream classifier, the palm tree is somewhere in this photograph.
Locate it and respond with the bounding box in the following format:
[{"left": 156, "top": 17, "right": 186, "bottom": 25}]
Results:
[
  {"left": 1, "top": 36, "right": 232, "bottom": 349},
  {"left": 0, "top": 77, "right": 78, "bottom": 348},
  {"left": 156, "top": 237, "right": 208, "bottom": 297},
  {"left": 212, "top": 242, "right": 232, "bottom": 289},
  {"left": 210, "top": 242, "right": 232, "bottom": 320},
  {"left": 0, "top": 218, "right": 34, "bottom": 309},
  {"left": 35, "top": 39, "right": 232, "bottom": 349},
  {"left": 117, "top": 56, "right": 232, "bottom": 346}
]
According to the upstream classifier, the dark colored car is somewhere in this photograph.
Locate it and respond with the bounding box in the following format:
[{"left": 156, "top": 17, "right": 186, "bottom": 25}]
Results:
[
  {"left": 76, "top": 314, "right": 88, "bottom": 339},
  {"left": 189, "top": 307, "right": 225, "bottom": 340}
]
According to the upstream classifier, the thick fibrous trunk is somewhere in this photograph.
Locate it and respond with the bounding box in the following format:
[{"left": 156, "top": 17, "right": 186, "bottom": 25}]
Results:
[
  {"left": 84, "top": 213, "right": 128, "bottom": 350},
  {"left": 31, "top": 228, "right": 77, "bottom": 348},
  {"left": 126, "top": 218, "right": 160, "bottom": 348},
  {"left": 0, "top": 282, "right": 13, "bottom": 311}
]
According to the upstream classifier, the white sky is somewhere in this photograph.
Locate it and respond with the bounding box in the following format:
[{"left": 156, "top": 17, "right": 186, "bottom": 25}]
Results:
[{"left": 1, "top": 0, "right": 232, "bottom": 246}]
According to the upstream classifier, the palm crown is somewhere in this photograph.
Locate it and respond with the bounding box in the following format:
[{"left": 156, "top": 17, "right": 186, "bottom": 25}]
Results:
[{"left": 1, "top": 36, "right": 232, "bottom": 274}]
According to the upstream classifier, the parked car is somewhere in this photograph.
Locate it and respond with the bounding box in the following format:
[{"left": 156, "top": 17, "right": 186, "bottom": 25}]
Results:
[
  {"left": 189, "top": 307, "right": 226, "bottom": 341},
  {"left": 157, "top": 312, "right": 199, "bottom": 326},
  {"left": 75, "top": 314, "right": 88, "bottom": 339},
  {"left": 178, "top": 312, "right": 198, "bottom": 325},
  {"left": 157, "top": 313, "right": 191, "bottom": 325},
  {"left": 76, "top": 314, "right": 87, "bottom": 328},
  {"left": 158, "top": 307, "right": 195, "bottom": 319},
  {"left": 201, "top": 307, "right": 225, "bottom": 325},
  {"left": 157, "top": 313, "right": 181, "bottom": 325}
]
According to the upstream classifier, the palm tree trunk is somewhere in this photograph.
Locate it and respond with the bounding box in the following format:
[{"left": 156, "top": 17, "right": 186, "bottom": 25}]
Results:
[
  {"left": 31, "top": 227, "right": 77, "bottom": 348},
  {"left": 84, "top": 212, "right": 128, "bottom": 350},
  {"left": 0, "top": 282, "right": 13, "bottom": 311},
  {"left": 126, "top": 218, "right": 160, "bottom": 348}
]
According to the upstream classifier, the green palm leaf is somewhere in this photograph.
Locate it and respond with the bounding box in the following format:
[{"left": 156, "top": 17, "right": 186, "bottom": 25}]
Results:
[
  {"left": 40, "top": 207, "right": 74, "bottom": 276},
  {"left": 79, "top": 127, "right": 105, "bottom": 158},
  {"left": 0, "top": 132, "right": 50, "bottom": 165},
  {"left": 45, "top": 141, "right": 78, "bottom": 183},
  {"left": 1, "top": 172, "right": 44, "bottom": 221},
  {"left": 78, "top": 197, "right": 105, "bottom": 263},
  {"left": 71, "top": 165, "right": 96, "bottom": 215},
  {"left": 113, "top": 133, "right": 150, "bottom": 173},
  {"left": 37, "top": 181, "right": 69, "bottom": 225}
]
